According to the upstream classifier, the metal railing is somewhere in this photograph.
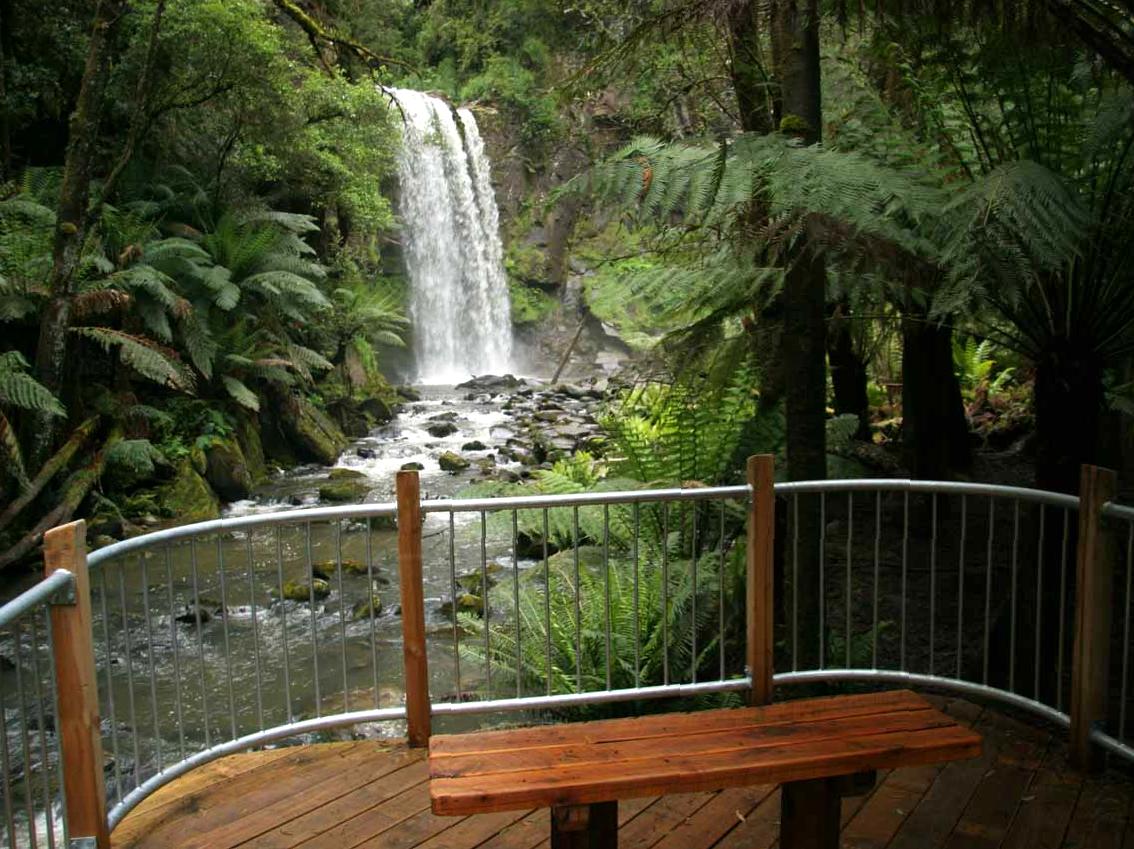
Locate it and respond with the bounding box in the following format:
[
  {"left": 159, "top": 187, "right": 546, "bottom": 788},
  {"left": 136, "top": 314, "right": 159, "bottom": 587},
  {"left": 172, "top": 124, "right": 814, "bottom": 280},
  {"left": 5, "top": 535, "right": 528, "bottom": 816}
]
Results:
[{"left": 2, "top": 459, "right": 1132, "bottom": 848}]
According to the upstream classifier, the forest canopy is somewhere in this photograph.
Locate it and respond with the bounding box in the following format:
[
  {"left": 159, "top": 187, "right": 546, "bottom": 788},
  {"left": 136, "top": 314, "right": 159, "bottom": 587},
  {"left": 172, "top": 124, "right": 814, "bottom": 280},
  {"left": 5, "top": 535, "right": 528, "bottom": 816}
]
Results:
[{"left": 1, "top": 0, "right": 1134, "bottom": 575}]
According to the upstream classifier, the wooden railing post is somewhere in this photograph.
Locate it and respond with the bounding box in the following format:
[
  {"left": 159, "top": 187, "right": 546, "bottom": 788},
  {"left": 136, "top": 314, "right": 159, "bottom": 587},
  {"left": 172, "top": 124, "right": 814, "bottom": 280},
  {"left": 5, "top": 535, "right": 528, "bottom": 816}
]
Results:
[
  {"left": 396, "top": 470, "right": 431, "bottom": 746},
  {"left": 44, "top": 520, "right": 111, "bottom": 848},
  {"left": 747, "top": 454, "right": 776, "bottom": 706},
  {"left": 1069, "top": 463, "right": 1117, "bottom": 770}
]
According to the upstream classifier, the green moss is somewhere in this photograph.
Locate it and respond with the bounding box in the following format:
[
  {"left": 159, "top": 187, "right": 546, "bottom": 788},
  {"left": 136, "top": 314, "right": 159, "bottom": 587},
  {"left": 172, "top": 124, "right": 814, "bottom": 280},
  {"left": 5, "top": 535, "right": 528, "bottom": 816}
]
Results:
[
  {"left": 505, "top": 243, "right": 547, "bottom": 284},
  {"left": 509, "top": 280, "right": 558, "bottom": 325},
  {"left": 779, "top": 113, "right": 813, "bottom": 136},
  {"left": 282, "top": 579, "right": 330, "bottom": 602},
  {"left": 158, "top": 459, "right": 221, "bottom": 523}
]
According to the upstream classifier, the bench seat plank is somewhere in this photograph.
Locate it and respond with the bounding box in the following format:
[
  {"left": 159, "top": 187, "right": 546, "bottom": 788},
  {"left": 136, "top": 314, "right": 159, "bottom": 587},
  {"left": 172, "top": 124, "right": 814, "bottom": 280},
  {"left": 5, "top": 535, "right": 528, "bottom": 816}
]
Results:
[{"left": 429, "top": 690, "right": 981, "bottom": 816}]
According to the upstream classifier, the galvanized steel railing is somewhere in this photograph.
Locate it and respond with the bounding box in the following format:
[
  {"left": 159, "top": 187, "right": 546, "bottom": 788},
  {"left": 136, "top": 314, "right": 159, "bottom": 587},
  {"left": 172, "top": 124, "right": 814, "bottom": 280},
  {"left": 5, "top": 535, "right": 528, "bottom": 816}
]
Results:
[{"left": 3, "top": 460, "right": 1133, "bottom": 848}]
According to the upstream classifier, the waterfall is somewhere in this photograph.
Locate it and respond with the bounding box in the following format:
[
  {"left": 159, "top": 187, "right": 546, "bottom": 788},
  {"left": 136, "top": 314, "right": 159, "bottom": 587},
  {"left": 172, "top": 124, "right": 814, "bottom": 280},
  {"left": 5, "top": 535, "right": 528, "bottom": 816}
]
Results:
[{"left": 392, "top": 89, "right": 514, "bottom": 383}]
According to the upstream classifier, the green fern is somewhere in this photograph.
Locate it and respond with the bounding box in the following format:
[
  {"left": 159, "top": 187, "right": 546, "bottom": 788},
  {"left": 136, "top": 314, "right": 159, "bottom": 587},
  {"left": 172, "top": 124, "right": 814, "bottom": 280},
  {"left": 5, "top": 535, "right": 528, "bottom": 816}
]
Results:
[
  {"left": 0, "top": 351, "right": 65, "bottom": 416},
  {"left": 71, "top": 327, "right": 196, "bottom": 392}
]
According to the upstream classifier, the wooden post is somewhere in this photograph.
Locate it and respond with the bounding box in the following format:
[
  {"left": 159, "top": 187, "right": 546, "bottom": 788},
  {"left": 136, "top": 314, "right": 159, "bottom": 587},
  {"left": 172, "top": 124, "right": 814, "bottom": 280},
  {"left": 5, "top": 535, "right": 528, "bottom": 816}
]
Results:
[
  {"left": 780, "top": 778, "right": 841, "bottom": 849},
  {"left": 551, "top": 802, "right": 617, "bottom": 849},
  {"left": 1070, "top": 463, "right": 1117, "bottom": 770},
  {"left": 747, "top": 454, "right": 775, "bottom": 706},
  {"left": 44, "top": 520, "right": 111, "bottom": 848},
  {"left": 397, "top": 470, "right": 431, "bottom": 746}
]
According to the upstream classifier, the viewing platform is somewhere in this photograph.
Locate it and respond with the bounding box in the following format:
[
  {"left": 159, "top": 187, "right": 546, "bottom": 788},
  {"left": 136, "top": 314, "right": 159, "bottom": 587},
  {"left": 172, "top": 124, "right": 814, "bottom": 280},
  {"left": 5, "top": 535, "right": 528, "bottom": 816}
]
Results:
[{"left": 111, "top": 697, "right": 1134, "bottom": 849}]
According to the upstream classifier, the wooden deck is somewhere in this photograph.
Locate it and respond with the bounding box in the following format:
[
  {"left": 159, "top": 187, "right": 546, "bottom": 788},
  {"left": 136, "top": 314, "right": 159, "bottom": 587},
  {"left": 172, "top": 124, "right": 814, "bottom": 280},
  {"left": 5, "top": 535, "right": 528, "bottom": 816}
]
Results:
[{"left": 113, "top": 697, "right": 1134, "bottom": 849}]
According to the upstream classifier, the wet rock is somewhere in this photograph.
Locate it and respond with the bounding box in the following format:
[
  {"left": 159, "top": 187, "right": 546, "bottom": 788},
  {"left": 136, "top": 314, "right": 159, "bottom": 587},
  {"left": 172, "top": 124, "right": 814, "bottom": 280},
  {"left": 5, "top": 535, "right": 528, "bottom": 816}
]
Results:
[
  {"left": 396, "top": 386, "right": 422, "bottom": 401},
  {"left": 269, "top": 390, "right": 350, "bottom": 466},
  {"left": 438, "top": 451, "right": 470, "bottom": 473},
  {"left": 461, "top": 440, "right": 488, "bottom": 451},
  {"left": 400, "top": 462, "right": 425, "bottom": 471},
  {"left": 456, "top": 374, "right": 526, "bottom": 392},
  {"left": 350, "top": 594, "right": 383, "bottom": 621},
  {"left": 429, "top": 411, "right": 459, "bottom": 422},
  {"left": 205, "top": 436, "right": 254, "bottom": 502},
  {"left": 175, "top": 600, "right": 222, "bottom": 625},
  {"left": 533, "top": 410, "right": 563, "bottom": 422},
  {"left": 439, "top": 593, "right": 484, "bottom": 618},
  {"left": 426, "top": 421, "right": 459, "bottom": 438},
  {"left": 318, "top": 468, "right": 371, "bottom": 503},
  {"left": 357, "top": 448, "right": 376, "bottom": 459},
  {"left": 282, "top": 579, "right": 330, "bottom": 602},
  {"left": 157, "top": 459, "right": 220, "bottom": 523}
]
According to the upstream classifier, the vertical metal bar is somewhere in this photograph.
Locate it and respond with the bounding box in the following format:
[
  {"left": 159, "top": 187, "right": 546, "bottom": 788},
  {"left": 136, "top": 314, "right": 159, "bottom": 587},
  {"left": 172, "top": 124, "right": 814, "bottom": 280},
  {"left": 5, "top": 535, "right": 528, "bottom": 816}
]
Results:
[
  {"left": 662, "top": 501, "right": 670, "bottom": 686},
  {"left": 792, "top": 492, "right": 799, "bottom": 672},
  {"left": 604, "top": 504, "right": 612, "bottom": 690},
  {"left": 336, "top": 520, "right": 348, "bottom": 712},
  {"left": 367, "top": 517, "right": 381, "bottom": 708},
  {"left": 99, "top": 566, "right": 123, "bottom": 799},
  {"left": 217, "top": 535, "right": 237, "bottom": 739},
  {"left": 956, "top": 496, "right": 967, "bottom": 680},
  {"left": 29, "top": 615, "right": 57, "bottom": 849},
  {"left": 633, "top": 503, "right": 641, "bottom": 688},
  {"left": 246, "top": 534, "right": 264, "bottom": 730},
  {"left": 930, "top": 493, "right": 938, "bottom": 675},
  {"left": 481, "top": 510, "right": 490, "bottom": 697},
  {"left": 1010, "top": 500, "right": 1020, "bottom": 693},
  {"left": 573, "top": 506, "right": 582, "bottom": 692},
  {"left": 983, "top": 499, "right": 995, "bottom": 686},
  {"left": 117, "top": 565, "right": 141, "bottom": 790},
  {"left": 190, "top": 538, "right": 211, "bottom": 747},
  {"left": 275, "top": 526, "right": 292, "bottom": 723},
  {"left": 0, "top": 650, "right": 15, "bottom": 849},
  {"left": 900, "top": 491, "right": 909, "bottom": 671},
  {"left": 1034, "top": 508, "right": 1046, "bottom": 701},
  {"left": 691, "top": 502, "right": 698, "bottom": 683},
  {"left": 140, "top": 555, "right": 161, "bottom": 772},
  {"left": 873, "top": 492, "right": 881, "bottom": 669},
  {"left": 819, "top": 492, "right": 826, "bottom": 670},
  {"left": 306, "top": 521, "right": 320, "bottom": 717},
  {"left": 449, "top": 512, "right": 460, "bottom": 701},
  {"left": 543, "top": 509, "right": 551, "bottom": 696},
  {"left": 165, "top": 544, "right": 185, "bottom": 761},
  {"left": 45, "top": 617, "right": 69, "bottom": 845},
  {"left": 13, "top": 618, "right": 38, "bottom": 849},
  {"left": 846, "top": 492, "right": 853, "bottom": 669},
  {"left": 1121, "top": 522, "right": 1132, "bottom": 742},
  {"left": 1057, "top": 509, "right": 1070, "bottom": 712},
  {"left": 719, "top": 500, "right": 726, "bottom": 681},
  {"left": 513, "top": 510, "right": 522, "bottom": 698}
]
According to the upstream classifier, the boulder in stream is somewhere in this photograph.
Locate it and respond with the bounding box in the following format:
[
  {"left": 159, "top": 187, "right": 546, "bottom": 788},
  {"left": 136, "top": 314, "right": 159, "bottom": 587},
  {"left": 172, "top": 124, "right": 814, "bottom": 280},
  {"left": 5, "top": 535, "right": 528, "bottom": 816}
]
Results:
[
  {"left": 438, "top": 451, "right": 470, "bottom": 473},
  {"left": 281, "top": 579, "right": 330, "bottom": 602},
  {"left": 317, "top": 468, "right": 371, "bottom": 503},
  {"left": 426, "top": 421, "right": 459, "bottom": 438}
]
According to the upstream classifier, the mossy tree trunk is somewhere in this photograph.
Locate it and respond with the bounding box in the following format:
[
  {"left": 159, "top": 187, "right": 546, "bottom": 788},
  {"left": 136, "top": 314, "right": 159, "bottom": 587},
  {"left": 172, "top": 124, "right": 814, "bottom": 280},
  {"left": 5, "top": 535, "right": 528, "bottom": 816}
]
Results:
[
  {"left": 30, "top": 0, "right": 125, "bottom": 468},
  {"left": 826, "top": 302, "right": 870, "bottom": 440},
  {"left": 901, "top": 312, "right": 970, "bottom": 480}
]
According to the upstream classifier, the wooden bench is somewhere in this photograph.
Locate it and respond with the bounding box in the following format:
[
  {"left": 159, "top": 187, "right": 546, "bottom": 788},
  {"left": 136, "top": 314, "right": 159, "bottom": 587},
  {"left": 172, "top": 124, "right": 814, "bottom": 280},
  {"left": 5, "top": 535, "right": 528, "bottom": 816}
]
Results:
[{"left": 429, "top": 688, "right": 981, "bottom": 848}]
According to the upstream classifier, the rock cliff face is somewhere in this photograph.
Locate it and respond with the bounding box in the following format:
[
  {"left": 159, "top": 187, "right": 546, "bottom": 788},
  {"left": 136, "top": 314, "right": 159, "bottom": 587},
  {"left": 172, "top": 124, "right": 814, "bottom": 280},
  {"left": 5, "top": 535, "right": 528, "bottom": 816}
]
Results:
[{"left": 468, "top": 98, "right": 636, "bottom": 380}]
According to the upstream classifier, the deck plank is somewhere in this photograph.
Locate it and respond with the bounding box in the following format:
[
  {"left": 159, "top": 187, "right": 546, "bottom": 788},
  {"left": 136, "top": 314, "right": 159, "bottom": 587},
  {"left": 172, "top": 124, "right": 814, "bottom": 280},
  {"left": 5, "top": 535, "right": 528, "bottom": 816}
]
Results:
[
  {"left": 1000, "top": 742, "right": 1082, "bottom": 849},
  {"left": 839, "top": 763, "right": 942, "bottom": 849}
]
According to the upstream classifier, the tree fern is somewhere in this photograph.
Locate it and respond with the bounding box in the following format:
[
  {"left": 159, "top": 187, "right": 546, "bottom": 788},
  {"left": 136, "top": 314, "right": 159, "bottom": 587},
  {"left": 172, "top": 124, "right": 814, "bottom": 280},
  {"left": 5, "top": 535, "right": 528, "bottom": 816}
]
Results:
[
  {"left": 71, "top": 327, "right": 196, "bottom": 392},
  {"left": 0, "top": 351, "right": 65, "bottom": 416}
]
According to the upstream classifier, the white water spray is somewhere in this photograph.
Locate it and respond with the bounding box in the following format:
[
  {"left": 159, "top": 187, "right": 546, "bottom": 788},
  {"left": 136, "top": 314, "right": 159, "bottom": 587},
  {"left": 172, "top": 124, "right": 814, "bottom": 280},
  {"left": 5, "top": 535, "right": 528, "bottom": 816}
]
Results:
[{"left": 392, "top": 89, "right": 513, "bottom": 383}]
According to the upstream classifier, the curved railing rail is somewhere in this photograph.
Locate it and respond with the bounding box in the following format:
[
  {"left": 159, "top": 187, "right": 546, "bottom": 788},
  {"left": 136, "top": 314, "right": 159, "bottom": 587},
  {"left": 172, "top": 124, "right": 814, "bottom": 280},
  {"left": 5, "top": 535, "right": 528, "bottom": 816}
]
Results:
[{"left": 3, "top": 460, "right": 1132, "bottom": 848}]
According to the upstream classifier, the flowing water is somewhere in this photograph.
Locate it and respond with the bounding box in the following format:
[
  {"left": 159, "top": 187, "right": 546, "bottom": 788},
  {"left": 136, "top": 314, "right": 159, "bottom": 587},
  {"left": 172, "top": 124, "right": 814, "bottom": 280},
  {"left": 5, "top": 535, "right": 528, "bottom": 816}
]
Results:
[{"left": 393, "top": 90, "right": 514, "bottom": 383}]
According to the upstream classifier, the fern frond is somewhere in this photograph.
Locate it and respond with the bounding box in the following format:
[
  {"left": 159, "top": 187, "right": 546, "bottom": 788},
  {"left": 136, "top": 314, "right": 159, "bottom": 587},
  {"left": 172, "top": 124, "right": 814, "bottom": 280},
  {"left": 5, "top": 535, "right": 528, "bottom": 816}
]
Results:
[{"left": 71, "top": 327, "right": 196, "bottom": 392}]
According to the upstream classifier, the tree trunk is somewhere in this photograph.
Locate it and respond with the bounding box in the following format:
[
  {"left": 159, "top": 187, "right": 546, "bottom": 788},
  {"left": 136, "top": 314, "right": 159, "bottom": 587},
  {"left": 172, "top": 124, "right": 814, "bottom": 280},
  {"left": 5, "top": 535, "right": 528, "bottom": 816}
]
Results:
[
  {"left": 30, "top": 0, "right": 125, "bottom": 468},
  {"left": 901, "top": 314, "right": 970, "bottom": 480},
  {"left": 771, "top": 0, "right": 826, "bottom": 671},
  {"left": 727, "top": 1, "right": 774, "bottom": 134},
  {"left": 1033, "top": 342, "right": 1104, "bottom": 495},
  {"left": 0, "top": 0, "right": 12, "bottom": 179},
  {"left": 826, "top": 303, "right": 870, "bottom": 439}
]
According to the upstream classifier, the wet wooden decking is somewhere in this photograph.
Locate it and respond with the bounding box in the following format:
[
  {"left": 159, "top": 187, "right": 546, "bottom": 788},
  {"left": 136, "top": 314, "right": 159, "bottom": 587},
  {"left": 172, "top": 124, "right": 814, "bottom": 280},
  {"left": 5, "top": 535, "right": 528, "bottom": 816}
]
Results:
[{"left": 112, "top": 696, "right": 1134, "bottom": 849}]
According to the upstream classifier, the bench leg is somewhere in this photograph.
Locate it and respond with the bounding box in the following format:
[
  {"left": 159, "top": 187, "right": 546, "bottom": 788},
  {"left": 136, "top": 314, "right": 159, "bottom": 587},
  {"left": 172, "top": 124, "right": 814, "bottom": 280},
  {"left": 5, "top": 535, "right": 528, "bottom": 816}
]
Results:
[
  {"left": 780, "top": 771, "right": 877, "bottom": 849},
  {"left": 551, "top": 801, "right": 617, "bottom": 849}
]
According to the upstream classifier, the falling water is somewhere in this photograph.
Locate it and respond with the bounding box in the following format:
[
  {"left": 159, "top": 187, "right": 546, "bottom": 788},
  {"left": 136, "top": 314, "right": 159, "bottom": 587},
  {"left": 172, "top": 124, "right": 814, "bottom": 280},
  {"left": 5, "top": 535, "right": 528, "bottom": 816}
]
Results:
[{"left": 392, "top": 89, "right": 513, "bottom": 383}]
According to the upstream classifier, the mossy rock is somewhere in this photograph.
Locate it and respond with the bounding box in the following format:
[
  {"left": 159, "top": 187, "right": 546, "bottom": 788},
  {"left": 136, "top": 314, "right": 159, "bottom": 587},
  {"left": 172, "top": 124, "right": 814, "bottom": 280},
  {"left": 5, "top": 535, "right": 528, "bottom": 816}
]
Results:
[
  {"left": 281, "top": 579, "right": 330, "bottom": 602},
  {"left": 318, "top": 469, "right": 371, "bottom": 503},
  {"left": 350, "top": 594, "right": 383, "bottom": 621},
  {"left": 439, "top": 593, "right": 484, "bottom": 618},
  {"left": 454, "top": 562, "right": 504, "bottom": 594},
  {"left": 515, "top": 531, "right": 561, "bottom": 559},
  {"left": 461, "top": 440, "right": 487, "bottom": 451},
  {"left": 547, "top": 546, "right": 606, "bottom": 573},
  {"left": 400, "top": 462, "right": 424, "bottom": 471},
  {"left": 270, "top": 390, "right": 349, "bottom": 465},
  {"left": 427, "top": 422, "right": 458, "bottom": 437},
  {"left": 235, "top": 413, "right": 268, "bottom": 484},
  {"left": 438, "top": 451, "right": 470, "bottom": 473},
  {"left": 205, "top": 436, "right": 254, "bottom": 502},
  {"left": 158, "top": 459, "right": 220, "bottom": 523}
]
